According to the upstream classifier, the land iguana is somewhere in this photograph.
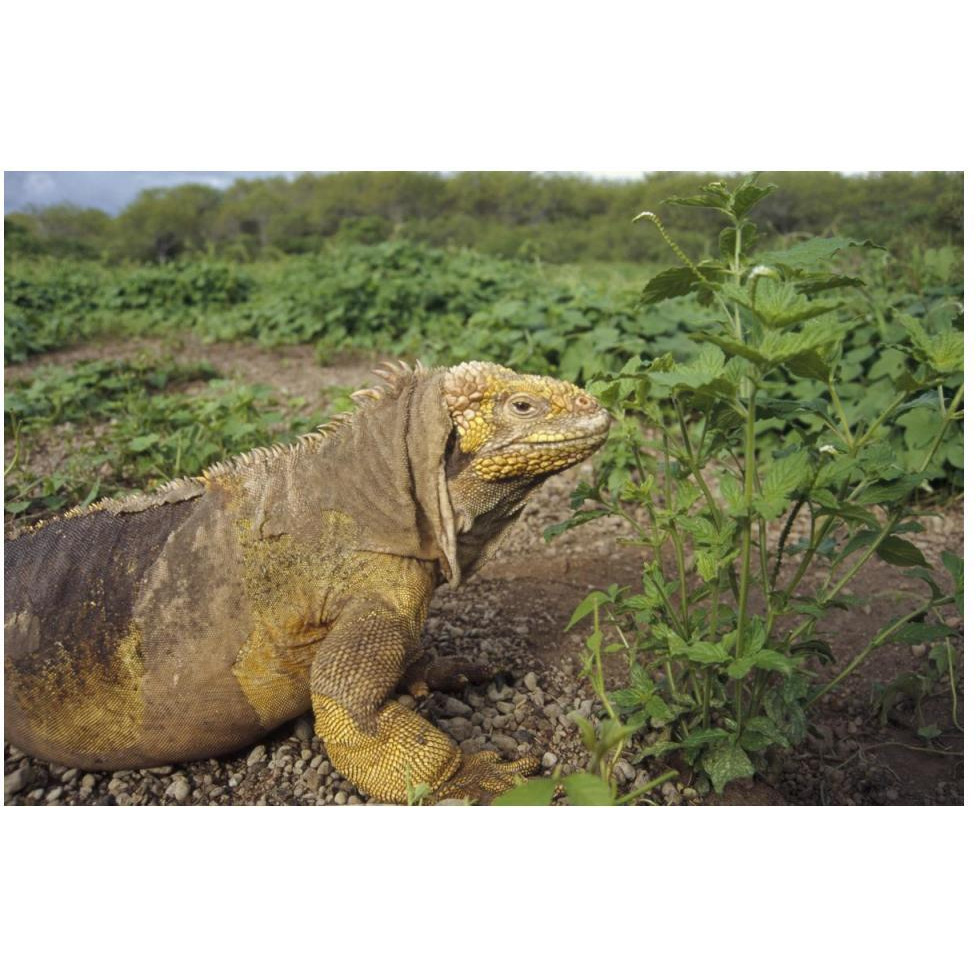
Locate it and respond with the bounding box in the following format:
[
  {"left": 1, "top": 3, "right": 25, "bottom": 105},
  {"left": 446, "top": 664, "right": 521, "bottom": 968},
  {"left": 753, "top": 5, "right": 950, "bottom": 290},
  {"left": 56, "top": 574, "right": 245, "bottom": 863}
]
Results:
[{"left": 5, "top": 361, "right": 610, "bottom": 803}]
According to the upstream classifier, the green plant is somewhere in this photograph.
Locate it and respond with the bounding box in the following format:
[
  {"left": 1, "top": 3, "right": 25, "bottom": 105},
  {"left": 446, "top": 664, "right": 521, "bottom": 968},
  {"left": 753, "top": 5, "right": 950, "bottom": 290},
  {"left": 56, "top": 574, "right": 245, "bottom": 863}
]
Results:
[
  {"left": 546, "top": 176, "right": 963, "bottom": 797},
  {"left": 4, "top": 356, "right": 339, "bottom": 525}
]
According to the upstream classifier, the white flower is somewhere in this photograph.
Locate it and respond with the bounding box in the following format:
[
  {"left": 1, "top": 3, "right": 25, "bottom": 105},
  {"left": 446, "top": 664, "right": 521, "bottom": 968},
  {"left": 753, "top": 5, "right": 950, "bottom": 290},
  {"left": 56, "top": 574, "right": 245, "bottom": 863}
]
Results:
[{"left": 818, "top": 444, "right": 839, "bottom": 455}]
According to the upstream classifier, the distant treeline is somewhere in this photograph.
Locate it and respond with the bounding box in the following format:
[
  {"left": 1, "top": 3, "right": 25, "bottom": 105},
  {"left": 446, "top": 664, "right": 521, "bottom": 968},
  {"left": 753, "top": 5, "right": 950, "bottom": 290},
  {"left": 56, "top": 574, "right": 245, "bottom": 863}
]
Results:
[{"left": 5, "top": 171, "right": 963, "bottom": 265}]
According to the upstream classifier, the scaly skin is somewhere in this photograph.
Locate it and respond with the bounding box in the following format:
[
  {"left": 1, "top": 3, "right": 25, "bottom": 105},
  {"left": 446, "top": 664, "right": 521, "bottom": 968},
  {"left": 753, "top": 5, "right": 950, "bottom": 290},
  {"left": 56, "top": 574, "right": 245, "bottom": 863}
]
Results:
[{"left": 4, "top": 361, "right": 610, "bottom": 803}]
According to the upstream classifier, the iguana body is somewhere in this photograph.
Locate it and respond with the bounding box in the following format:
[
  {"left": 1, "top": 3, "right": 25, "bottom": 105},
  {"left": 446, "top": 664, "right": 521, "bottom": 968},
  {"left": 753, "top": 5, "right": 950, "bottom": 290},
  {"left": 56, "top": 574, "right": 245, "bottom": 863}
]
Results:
[{"left": 5, "top": 361, "right": 609, "bottom": 803}]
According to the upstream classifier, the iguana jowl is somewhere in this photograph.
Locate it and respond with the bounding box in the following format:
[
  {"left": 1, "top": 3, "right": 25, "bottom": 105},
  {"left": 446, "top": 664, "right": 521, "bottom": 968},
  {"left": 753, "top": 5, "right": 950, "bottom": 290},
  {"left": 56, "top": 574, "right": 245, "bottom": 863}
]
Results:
[{"left": 4, "top": 361, "right": 610, "bottom": 803}]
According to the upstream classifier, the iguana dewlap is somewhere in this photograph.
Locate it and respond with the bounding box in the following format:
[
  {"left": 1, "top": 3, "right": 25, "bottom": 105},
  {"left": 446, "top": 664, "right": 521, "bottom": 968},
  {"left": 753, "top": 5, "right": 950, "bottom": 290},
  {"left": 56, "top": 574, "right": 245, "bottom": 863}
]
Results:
[{"left": 4, "top": 361, "right": 610, "bottom": 803}]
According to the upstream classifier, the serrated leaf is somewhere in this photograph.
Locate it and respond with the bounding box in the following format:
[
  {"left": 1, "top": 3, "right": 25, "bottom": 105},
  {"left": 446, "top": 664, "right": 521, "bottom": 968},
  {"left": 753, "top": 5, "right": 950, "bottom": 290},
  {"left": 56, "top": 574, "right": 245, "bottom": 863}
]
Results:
[
  {"left": 727, "top": 648, "right": 793, "bottom": 679},
  {"left": 793, "top": 273, "right": 865, "bottom": 295},
  {"left": 562, "top": 773, "right": 615, "bottom": 806},
  {"left": 755, "top": 450, "right": 810, "bottom": 519},
  {"left": 702, "top": 741, "right": 755, "bottom": 794},
  {"left": 877, "top": 536, "right": 930, "bottom": 568},
  {"left": 857, "top": 476, "right": 925, "bottom": 505},
  {"left": 492, "top": 777, "right": 557, "bottom": 806},
  {"left": 639, "top": 262, "right": 725, "bottom": 306},
  {"left": 730, "top": 182, "right": 776, "bottom": 218},
  {"left": 890, "top": 621, "right": 956, "bottom": 644},
  {"left": 678, "top": 641, "right": 731, "bottom": 665},
  {"left": 757, "top": 237, "right": 885, "bottom": 271},
  {"left": 755, "top": 396, "right": 832, "bottom": 422}
]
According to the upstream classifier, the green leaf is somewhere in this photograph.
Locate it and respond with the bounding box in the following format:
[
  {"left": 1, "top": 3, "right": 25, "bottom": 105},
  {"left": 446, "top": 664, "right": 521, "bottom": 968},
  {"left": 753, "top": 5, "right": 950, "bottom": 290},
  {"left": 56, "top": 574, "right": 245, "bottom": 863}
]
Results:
[
  {"left": 730, "top": 182, "right": 776, "bottom": 218},
  {"left": 793, "top": 273, "right": 865, "bottom": 295},
  {"left": 876, "top": 536, "right": 930, "bottom": 568},
  {"left": 754, "top": 450, "right": 810, "bottom": 519},
  {"left": 128, "top": 433, "right": 160, "bottom": 452},
  {"left": 562, "top": 773, "right": 615, "bottom": 806},
  {"left": 724, "top": 280, "right": 842, "bottom": 330},
  {"left": 565, "top": 589, "right": 616, "bottom": 630},
  {"left": 785, "top": 350, "right": 831, "bottom": 382},
  {"left": 680, "top": 728, "right": 731, "bottom": 750},
  {"left": 890, "top": 621, "right": 956, "bottom": 644},
  {"left": 756, "top": 396, "right": 831, "bottom": 423},
  {"left": 742, "top": 716, "right": 791, "bottom": 749},
  {"left": 572, "top": 715, "right": 598, "bottom": 753},
  {"left": 544, "top": 507, "right": 610, "bottom": 542},
  {"left": 941, "top": 550, "right": 963, "bottom": 613},
  {"left": 757, "top": 237, "right": 885, "bottom": 271},
  {"left": 857, "top": 476, "right": 925, "bottom": 505},
  {"left": 702, "top": 741, "right": 755, "bottom": 794},
  {"left": 676, "top": 640, "right": 731, "bottom": 666},
  {"left": 727, "top": 648, "right": 793, "bottom": 679},
  {"left": 493, "top": 777, "right": 557, "bottom": 806}
]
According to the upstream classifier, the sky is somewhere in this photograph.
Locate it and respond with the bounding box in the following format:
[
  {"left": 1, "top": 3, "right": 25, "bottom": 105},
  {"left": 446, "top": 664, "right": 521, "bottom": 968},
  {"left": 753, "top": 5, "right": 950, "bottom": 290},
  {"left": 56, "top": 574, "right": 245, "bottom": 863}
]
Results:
[
  {"left": 3, "top": 172, "right": 299, "bottom": 215},
  {"left": 3, "top": 171, "right": 649, "bottom": 216}
]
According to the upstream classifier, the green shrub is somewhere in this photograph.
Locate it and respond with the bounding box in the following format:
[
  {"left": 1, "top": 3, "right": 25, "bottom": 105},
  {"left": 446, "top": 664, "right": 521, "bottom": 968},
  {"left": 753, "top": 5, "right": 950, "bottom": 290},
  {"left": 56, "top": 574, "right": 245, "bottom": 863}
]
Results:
[{"left": 527, "top": 176, "right": 963, "bottom": 803}]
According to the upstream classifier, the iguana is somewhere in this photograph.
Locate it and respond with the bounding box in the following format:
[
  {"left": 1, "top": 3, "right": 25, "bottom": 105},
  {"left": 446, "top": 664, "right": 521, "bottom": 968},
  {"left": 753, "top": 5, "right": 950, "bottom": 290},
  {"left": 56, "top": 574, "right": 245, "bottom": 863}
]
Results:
[{"left": 5, "top": 360, "right": 610, "bottom": 803}]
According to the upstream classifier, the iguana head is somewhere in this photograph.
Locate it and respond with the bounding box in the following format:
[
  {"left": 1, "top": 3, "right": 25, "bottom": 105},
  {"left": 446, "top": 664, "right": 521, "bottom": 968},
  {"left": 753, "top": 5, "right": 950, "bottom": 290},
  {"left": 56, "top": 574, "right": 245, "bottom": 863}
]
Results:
[
  {"left": 439, "top": 362, "right": 610, "bottom": 550},
  {"left": 442, "top": 361, "right": 611, "bottom": 481}
]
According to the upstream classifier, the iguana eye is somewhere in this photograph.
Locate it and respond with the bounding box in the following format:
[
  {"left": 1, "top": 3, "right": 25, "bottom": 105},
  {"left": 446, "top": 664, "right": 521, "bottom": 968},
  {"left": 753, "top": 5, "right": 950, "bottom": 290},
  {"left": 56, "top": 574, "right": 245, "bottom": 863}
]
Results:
[{"left": 508, "top": 397, "right": 540, "bottom": 418}]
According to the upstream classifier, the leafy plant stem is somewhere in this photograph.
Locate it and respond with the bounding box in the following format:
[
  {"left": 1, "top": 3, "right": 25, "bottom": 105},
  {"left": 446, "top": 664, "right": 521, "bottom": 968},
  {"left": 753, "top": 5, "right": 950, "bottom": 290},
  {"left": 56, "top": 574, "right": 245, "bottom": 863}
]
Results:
[
  {"left": 614, "top": 769, "right": 679, "bottom": 805},
  {"left": 918, "top": 383, "right": 964, "bottom": 474},
  {"left": 734, "top": 381, "right": 758, "bottom": 728},
  {"left": 662, "top": 431, "right": 689, "bottom": 633},
  {"left": 827, "top": 377, "right": 855, "bottom": 449},
  {"left": 807, "top": 594, "right": 953, "bottom": 705}
]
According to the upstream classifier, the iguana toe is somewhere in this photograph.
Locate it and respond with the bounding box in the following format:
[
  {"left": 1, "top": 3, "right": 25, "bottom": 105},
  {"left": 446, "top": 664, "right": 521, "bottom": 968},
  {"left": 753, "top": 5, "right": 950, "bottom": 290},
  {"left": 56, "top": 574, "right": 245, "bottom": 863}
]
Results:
[
  {"left": 402, "top": 657, "right": 496, "bottom": 697},
  {"left": 433, "top": 750, "right": 539, "bottom": 803}
]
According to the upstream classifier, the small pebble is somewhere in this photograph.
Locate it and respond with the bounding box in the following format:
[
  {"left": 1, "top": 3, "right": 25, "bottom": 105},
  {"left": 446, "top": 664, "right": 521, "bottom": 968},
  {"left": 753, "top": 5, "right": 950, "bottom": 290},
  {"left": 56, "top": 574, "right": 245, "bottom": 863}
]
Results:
[
  {"left": 441, "top": 696, "right": 472, "bottom": 718},
  {"left": 247, "top": 745, "right": 267, "bottom": 767},
  {"left": 490, "top": 733, "right": 519, "bottom": 754},
  {"left": 165, "top": 779, "right": 192, "bottom": 803},
  {"left": 4, "top": 768, "right": 31, "bottom": 799}
]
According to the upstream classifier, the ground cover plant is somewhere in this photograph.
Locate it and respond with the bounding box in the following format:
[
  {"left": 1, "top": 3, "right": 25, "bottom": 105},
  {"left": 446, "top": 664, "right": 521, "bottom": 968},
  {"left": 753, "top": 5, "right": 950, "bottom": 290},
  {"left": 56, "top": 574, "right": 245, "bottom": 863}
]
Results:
[
  {"left": 4, "top": 355, "right": 337, "bottom": 525},
  {"left": 499, "top": 176, "right": 964, "bottom": 804}
]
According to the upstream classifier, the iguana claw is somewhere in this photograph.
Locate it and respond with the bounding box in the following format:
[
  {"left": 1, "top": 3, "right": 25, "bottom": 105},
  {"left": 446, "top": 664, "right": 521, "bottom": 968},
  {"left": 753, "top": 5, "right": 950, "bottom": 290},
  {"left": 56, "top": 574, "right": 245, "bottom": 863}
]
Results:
[
  {"left": 432, "top": 751, "right": 539, "bottom": 803},
  {"left": 402, "top": 656, "right": 496, "bottom": 697}
]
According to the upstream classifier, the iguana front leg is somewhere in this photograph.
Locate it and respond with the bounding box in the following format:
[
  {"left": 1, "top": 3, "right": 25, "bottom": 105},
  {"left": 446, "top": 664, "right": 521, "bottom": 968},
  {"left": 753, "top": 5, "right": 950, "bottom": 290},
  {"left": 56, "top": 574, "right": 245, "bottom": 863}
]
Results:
[{"left": 310, "top": 586, "right": 534, "bottom": 804}]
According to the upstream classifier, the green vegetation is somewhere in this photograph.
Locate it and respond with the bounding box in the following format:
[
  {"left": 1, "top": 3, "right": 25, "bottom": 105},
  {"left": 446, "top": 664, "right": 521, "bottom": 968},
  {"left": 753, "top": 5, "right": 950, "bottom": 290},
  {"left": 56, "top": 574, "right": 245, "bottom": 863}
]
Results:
[
  {"left": 6, "top": 171, "right": 962, "bottom": 266},
  {"left": 3, "top": 172, "right": 964, "bottom": 804},
  {"left": 528, "top": 176, "right": 963, "bottom": 801},
  {"left": 5, "top": 357, "right": 336, "bottom": 523}
]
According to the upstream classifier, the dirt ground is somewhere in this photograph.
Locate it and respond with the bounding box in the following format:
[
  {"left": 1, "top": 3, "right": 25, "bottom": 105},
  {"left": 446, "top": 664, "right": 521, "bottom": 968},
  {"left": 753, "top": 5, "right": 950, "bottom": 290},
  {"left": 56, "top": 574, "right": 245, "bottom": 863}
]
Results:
[{"left": 3, "top": 339, "right": 965, "bottom": 805}]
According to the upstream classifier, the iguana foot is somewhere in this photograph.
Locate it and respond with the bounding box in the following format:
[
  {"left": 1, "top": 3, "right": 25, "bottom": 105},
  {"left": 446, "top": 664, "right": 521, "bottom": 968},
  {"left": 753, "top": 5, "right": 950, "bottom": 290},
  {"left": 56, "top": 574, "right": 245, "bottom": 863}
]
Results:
[
  {"left": 432, "top": 751, "right": 539, "bottom": 804},
  {"left": 402, "top": 656, "right": 496, "bottom": 697},
  {"left": 313, "top": 693, "right": 537, "bottom": 804},
  {"left": 314, "top": 694, "right": 463, "bottom": 803}
]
